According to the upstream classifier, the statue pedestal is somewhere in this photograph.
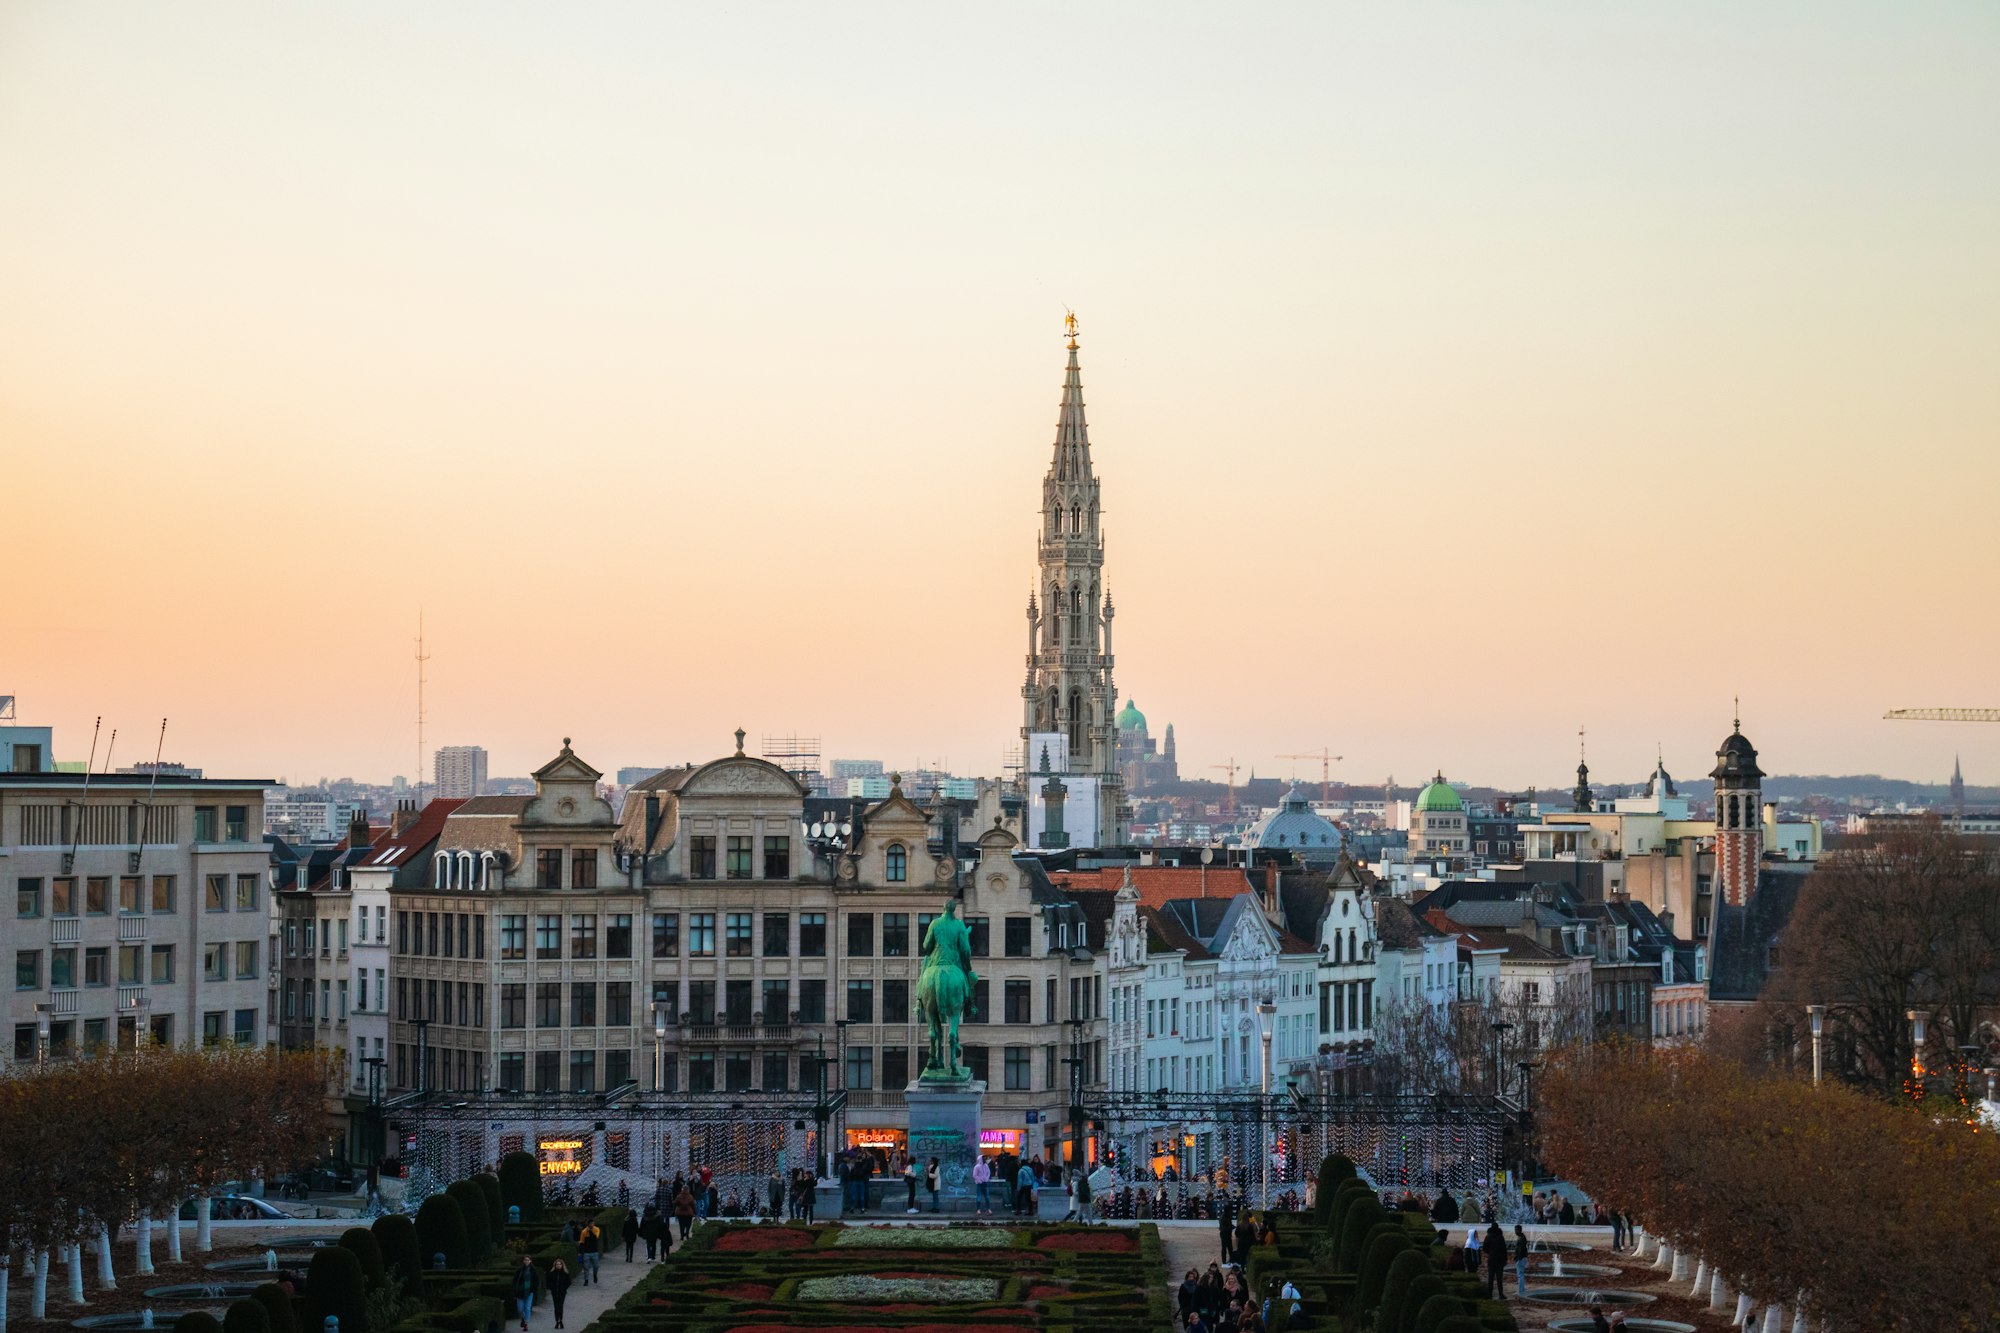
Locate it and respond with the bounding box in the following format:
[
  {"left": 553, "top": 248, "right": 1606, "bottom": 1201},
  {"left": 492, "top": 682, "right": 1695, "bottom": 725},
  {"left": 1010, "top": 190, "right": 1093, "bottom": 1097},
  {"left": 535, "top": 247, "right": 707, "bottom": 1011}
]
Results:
[{"left": 905, "top": 1079, "right": 984, "bottom": 1213}]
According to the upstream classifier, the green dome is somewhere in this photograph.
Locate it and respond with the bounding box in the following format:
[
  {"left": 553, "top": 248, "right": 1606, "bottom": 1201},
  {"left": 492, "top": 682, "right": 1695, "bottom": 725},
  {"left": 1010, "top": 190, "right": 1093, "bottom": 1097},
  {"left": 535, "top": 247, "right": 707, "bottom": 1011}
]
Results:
[
  {"left": 1414, "top": 772, "right": 1462, "bottom": 812},
  {"left": 1116, "top": 699, "right": 1147, "bottom": 733}
]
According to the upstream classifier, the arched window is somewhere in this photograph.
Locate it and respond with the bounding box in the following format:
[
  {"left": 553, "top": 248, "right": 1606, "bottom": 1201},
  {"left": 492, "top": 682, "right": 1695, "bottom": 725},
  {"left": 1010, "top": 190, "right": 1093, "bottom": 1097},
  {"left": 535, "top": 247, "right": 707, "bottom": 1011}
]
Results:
[
  {"left": 1067, "top": 688, "right": 1086, "bottom": 755},
  {"left": 1070, "top": 504, "right": 1080, "bottom": 533},
  {"left": 885, "top": 844, "right": 907, "bottom": 883}
]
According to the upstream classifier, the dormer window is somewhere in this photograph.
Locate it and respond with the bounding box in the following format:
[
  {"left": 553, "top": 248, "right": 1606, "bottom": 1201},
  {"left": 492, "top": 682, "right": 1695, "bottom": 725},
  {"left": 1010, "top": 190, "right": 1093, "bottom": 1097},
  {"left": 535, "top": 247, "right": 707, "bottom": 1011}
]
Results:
[{"left": 885, "top": 843, "right": 907, "bottom": 883}]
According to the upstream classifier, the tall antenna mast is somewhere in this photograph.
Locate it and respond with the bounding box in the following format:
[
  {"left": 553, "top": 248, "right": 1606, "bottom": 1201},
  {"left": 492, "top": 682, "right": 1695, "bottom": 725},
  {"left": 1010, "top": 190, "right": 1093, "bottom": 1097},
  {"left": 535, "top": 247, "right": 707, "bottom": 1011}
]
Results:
[
  {"left": 415, "top": 611, "right": 431, "bottom": 807},
  {"left": 139, "top": 718, "right": 167, "bottom": 855}
]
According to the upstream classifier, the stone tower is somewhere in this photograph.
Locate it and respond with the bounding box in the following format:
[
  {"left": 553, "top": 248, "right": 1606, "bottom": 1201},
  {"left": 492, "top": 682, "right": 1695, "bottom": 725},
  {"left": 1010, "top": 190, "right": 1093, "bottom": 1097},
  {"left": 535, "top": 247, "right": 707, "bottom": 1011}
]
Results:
[
  {"left": 1951, "top": 755, "right": 1966, "bottom": 824},
  {"left": 1710, "top": 711, "right": 1765, "bottom": 908},
  {"left": 1021, "top": 317, "right": 1126, "bottom": 844}
]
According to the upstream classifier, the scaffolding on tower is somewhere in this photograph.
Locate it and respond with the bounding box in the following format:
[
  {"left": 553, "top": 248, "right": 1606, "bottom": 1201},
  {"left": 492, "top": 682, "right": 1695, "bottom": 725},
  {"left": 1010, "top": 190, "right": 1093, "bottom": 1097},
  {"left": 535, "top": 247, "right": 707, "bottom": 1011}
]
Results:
[{"left": 762, "top": 735, "right": 824, "bottom": 796}]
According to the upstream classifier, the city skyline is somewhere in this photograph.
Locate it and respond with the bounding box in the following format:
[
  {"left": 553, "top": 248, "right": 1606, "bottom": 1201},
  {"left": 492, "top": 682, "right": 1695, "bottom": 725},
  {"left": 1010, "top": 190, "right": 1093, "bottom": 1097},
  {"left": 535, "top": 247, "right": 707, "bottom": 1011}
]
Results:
[{"left": 6, "top": 4, "right": 1997, "bottom": 787}]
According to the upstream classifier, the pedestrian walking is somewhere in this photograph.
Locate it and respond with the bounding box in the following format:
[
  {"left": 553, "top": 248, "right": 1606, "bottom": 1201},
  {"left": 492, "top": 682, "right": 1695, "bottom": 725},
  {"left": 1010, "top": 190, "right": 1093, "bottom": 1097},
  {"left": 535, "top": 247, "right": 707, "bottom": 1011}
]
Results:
[
  {"left": 1177, "top": 1269, "right": 1200, "bottom": 1328},
  {"left": 904, "top": 1158, "right": 920, "bottom": 1213},
  {"left": 1480, "top": 1223, "right": 1507, "bottom": 1300},
  {"left": 1073, "top": 1166, "right": 1092, "bottom": 1224},
  {"left": 620, "top": 1209, "right": 639, "bottom": 1262},
  {"left": 545, "top": 1259, "right": 572, "bottom": 1330},
  {"left": 639, "top": 1204, "right": 662, "bottom": 1260},
  {"left": 1610, "top": 1210, "right": 1626, "bottom": 1251},
  {"left": 577, "top": 1219, "right": 602, "bottom": 1284},
  {"left": 925, "top": 1157, "right": 941, "bottom": 1213},
  {"left": 1512, "top": 1224, "right": 1529, "bottom": 1297},
  {"left": 672, "top": 1185, "right": 695, "bottom": 1244},
  {"left": 973, "top": 1156, "right": 992, "bottom": 1214},
  {"left": 511, "top": 1255, "right": 538, "bottom": 1331}
]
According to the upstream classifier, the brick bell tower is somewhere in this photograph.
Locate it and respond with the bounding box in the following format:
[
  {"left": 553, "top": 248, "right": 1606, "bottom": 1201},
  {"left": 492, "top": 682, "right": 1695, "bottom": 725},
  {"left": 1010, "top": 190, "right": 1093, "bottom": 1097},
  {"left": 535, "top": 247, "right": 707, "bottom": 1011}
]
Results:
[{"left": 1710, "top": 705, "right": 1765, "bottom": 908}]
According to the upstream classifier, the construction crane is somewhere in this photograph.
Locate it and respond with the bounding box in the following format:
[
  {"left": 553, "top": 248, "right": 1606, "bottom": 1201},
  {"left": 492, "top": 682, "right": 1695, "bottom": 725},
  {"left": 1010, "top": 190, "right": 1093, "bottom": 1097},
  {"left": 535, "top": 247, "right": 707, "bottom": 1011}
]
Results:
[
  {"left": 1209, "top": 758, "right": 1242, "bottom": 817},
  {"left": 1885, "top": 709, "right": 2000, "bottom": 723},
  {"left": 1277, "top": 748, "right": 1343, "bottom": 803}
]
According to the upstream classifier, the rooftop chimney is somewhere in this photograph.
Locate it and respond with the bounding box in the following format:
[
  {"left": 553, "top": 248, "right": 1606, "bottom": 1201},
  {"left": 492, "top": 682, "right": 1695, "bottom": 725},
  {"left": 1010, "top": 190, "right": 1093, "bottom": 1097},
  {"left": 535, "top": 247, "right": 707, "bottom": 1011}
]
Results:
[
  {"left": 347, "top": 809, "right": 372, "bottom": 849},
  {"left": 391, "top": 797, "right": 420, "bottom": 837}
]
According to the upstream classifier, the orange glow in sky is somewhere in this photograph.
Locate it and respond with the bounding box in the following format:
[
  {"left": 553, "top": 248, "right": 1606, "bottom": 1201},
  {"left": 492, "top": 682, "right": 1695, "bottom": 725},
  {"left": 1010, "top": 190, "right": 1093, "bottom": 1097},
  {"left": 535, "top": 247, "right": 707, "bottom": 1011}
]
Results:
[{"left": 3, "top": 4, "right": 1997, "bottom": 787}]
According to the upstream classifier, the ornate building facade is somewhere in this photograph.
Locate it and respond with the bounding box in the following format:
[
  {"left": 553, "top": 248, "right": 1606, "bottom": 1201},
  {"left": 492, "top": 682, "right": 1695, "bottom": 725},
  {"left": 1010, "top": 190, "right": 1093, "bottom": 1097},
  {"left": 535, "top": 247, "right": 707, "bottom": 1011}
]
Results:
[{"left": 1021, "top": 319, "right": 1127, "bottom": 848}]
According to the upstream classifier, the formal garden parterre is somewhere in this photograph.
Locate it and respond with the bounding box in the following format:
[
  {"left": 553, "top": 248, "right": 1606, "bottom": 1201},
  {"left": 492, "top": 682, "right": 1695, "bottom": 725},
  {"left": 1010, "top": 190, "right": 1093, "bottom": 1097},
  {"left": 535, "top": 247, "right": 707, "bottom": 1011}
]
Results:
[{"left": 589, "top": 1222, "right": 1171, "bottom": 1333}]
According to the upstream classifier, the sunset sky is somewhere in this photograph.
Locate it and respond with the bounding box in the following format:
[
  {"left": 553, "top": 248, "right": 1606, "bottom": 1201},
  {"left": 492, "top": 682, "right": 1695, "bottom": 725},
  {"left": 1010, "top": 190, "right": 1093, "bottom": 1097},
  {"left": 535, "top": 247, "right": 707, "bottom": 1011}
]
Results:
[{"left": 4, "top": 3, "right": 1998, "bottom": 790}]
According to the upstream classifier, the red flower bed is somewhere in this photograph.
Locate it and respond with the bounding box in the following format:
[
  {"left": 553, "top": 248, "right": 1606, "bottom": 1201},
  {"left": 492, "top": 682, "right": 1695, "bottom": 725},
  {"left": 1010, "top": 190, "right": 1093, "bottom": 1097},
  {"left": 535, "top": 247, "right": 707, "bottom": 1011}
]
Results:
[
  {"left": 715, "top": 1228, "right": 816, "bottom": 1252},
  {"left": 873, "top": 1271, "right": 949, "bottom": 1280},
  {"left": 1034, "top": 1231, "right": 1136, "bottom": 1252},
  {"left": 707, "top": 1282, "right": 776, "bottom": 1299},
  {"left": 1027, "top": 1284, "right": 1071, "bottom": 1299}
]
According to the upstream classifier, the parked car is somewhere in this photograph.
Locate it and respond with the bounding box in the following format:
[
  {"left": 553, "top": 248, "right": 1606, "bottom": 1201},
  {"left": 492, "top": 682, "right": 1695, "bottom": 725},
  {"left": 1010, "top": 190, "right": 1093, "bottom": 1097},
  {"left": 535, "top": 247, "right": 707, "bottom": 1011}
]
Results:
[{"left": 179, "top": 1194, "right": 300, "bottom": 1221}]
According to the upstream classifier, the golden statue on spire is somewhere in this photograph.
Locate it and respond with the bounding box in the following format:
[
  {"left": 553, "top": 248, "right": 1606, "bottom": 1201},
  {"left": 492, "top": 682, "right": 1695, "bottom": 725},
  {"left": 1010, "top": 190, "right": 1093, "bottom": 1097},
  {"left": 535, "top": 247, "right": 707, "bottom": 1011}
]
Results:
[{"left": 1063, "top": 309, "right": 1079, "bottom": 348}]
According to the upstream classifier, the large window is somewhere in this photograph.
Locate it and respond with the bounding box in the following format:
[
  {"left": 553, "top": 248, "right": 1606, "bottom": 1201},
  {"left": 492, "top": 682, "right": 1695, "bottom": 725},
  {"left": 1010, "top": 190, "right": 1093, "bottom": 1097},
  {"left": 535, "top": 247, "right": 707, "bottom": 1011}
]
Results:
[
  {"left": 883, "top": 914, "right": 909, "bottom": 957},
  {"left": 918, "top": 913, "right": 937, "bottom": 954},
  {"left": 883, "top": 979, "right": 909, "bottom": 1024},
  {"left": 499, "top": 1052, "right": 525, "bottom": 1091},
  {"left": 652, "top": 913, "right": 679, "bottom": 958},
  {"left": 570, "top": 914, "right": 598, "bottom": 959},
  {"left": 51, "top": 947, "right": 75, "bottom": 988},
  {"left": 571, "top": 982, "right": 597, "bottom": 1027},
  {"left": 570, "top": 1049, "right": 596, "bottom": 1093},
  {"left": 882, "top": 1046, "right": 909, "bottom": 1088},
  {"left": 233, "top": 941, "right": 257, "bottom": 979},
  {"left": 15, "top": 879, "right": 39, "bottom": 920},
  {"left": 725, "top": 913, "right": 753, "bottom": 958},
  {"left": 846, "top": 980, "right": 874, "bottom": 1023},
  {"left": 535, "top": 1051, "right": 560, "bottom": 1093},
  {"left": 725, "top": 836, "right": 752, "bottom": 880},
  {"left": 799, "top": 913, "right": 826, "bottom": 957},
  {"left": 762, "top": 979, "right": 790, "bottom": 1022},
  {"left": 963, "top": 1044, "right": 988, "bottom": 1082},
  {"left": 967, "top": 916, "right": 990, "bottom": 957},
  {"left": 149, "top": 945, "right": 173, "bottom": 983},
  {"left": 885, "top": 844, "right": 907, "bottom": 882},
  {"left": 606, "top": 914, "right": 632, "bottom": 959},
  {"left": 847, "top": 913, "right": 873, "bottom": 957},
  {"left": 51, "top": 877, "right": 75, "bottom": 916},
  {"left": 688, "top": 980, "right": 716, "bottom": 1025},
  {"left": 687, "top": 1052, "right": 715, "bottom": 1093},
  {"left": 15, "top": 952, "right": 39, "bottom": 990},
  {"left": 762, "top": 912, "right": 789, "bottom": 957},
  {"left": 118, "top": 877, "right": 141, "bottom": 915},
  {"left": 501, "top": 984, "right": 526, "bottom": 1029},
  {"left": 571, "top": 852, "right": 596, "bottom": 889},
  {"left": 763, "top": 836, "right": 790, "bottom": 880},
  {"left": 535, "top": 983, "right": 561, "bottom": 1027},
  {"left": 606, "top": 982, "right": 631, "bottom": 1027},
  {"left": 235, "top": 875, "right": 258, "bottom": 911},
  {"left": 725, "top": 979, "right": 752, "bottom": 1026},
  {"left": 1004, "top": 917, "right": 1032, "bottom": 958},
  {"left": 151, "top": 876, "right": 175, "bottom": 914},
  {"left": 762, "top": 1052, "right": 790, "bottom": 1091},
  {"left": 689, "top": 836, "right": 717, "bottom": 879},
  {"left": 1004, "top": 979, "right": 1031, "bottom": 1024},
  {"left": 192, "top": 807, "right": 216, "bottom": 843},
  {"left": 224, "top": 806, "right": 248, "bottom": 842},
  {"left": 844, "top": 1046, "right": 873, "bottom": 1090},
  {"left": 1004, "top": 1045, "right": 1031, "bottom": 1091},
  {"left": 535, "top": 915, "right": 562, "bottom": 959},
  {"left": 537, "top": 849, "right": 563, "bottom": 889},
  {"left": 204, "top": 875, "right": 227, "bottom": 913},
  {"left": 688, "top": 913, "right": 716, "bottom": 958},
  {"left": 797, "top": 979, "right": 826, "bottom": 1024},
  {"left": 500, "top": 915, "right": 526, "bottom": 960},
  {"left": 84, "top": 947, "right": 109, "bottom": 987},
  {"left": 966, "top": 979, "right": 989, "bottom": 1024}
]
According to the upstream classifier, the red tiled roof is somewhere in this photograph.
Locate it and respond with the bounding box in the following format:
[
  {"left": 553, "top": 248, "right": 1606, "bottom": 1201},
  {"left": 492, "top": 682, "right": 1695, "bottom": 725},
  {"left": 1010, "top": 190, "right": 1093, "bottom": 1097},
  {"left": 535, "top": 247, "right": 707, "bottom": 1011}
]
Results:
[
  {"left": 361, "top": 798, "right": 466, "bottom": 867},
  {"left": 1049, "top": 865, "right": 1258, "bottom": 913},
  {"left": 1423, "top": 910, "right": 1558, "bottom": 960}
]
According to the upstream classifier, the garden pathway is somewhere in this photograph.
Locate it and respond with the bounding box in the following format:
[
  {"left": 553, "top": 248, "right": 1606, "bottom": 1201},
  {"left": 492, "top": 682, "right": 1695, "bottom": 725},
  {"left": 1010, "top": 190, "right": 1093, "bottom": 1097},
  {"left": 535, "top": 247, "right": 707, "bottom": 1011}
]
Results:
[{"left": 548, "top": 1244, "right": 657, "bottom": 1333}]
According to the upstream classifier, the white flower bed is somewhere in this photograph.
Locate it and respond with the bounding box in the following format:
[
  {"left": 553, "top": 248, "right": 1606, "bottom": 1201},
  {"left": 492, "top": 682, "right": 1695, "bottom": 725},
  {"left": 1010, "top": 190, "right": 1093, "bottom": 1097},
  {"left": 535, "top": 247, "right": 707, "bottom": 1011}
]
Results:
[
  {"left": 797, "top": 1275, "right": 1001, "bottom": 1301},
  {"left": 832, "top": 1226, "right": 1016, "bottom": 1249}
]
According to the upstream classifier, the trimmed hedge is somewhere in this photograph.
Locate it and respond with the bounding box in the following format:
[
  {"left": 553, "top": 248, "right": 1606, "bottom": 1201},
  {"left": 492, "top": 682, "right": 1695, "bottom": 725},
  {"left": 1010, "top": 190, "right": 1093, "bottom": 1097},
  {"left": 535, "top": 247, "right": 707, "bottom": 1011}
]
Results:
[
  {"left": 1376, "top": 1248, "right": 1433, "bottom": 1333},
  {"left": 1414, "top": 1293, "right": 1477, "bottom": 1333},
  {"left": 222, "top": 1304, "right": 268, "bottom": 1333},
  {"left": 1313, "top": 1153, "right": 1358, "bottom": 1225},
  {"left": 474, "top": 1173, "right": 506, "bottom": 1237},
  {"left": 175, "top": 1315, "right": 224, "bottom": 1333},
  {"left": 249, "top": 1285, "right": 298, "bottom": 1333},
  {"left": 498, "top": 1151, "right": 542, "bottom": 1222},
  {"left": 374, "top": 1214, "right": 425, "bottom": 1294},
  {"left": 1398, "top": 1274, "right": 1448, "bottom": 1333},
  {"left": 339, "top": 1226, "right": 388, "bottom": 1291},
  {"left": 1337, "top": 1201, "right": 1387, "bottom": 1271},
  {"left": 306, "top": 1246, "right": 369, "bottom": 1333},
  {"left": 1329, "top": 1178, "right": 1378, "bottom": 1238},
  {"left": 1356, "top": 1231, "right": 1412, "bottom": 1315},
  {"left": 416, "top": 1193, "right": 472, "bottom": 1271},
  {"left": 446, "top": 1180, "right": 493, "bottom": 1263}
]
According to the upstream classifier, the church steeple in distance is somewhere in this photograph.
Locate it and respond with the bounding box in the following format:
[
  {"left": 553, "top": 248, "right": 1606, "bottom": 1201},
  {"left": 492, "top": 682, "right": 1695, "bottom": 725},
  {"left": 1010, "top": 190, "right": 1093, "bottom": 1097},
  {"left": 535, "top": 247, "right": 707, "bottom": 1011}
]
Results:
[
  {"left": 1021, "top": 312, "right": 1126, "bottom": 845},
  {"left": 1573, "top": 726, "right": 1593, "bottom": 813}
]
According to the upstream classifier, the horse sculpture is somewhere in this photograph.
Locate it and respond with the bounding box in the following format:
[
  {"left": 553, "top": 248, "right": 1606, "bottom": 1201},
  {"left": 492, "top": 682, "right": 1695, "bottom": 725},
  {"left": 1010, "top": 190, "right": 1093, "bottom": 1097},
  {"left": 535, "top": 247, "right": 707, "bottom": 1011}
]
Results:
[{"left": 914, "top": 900, "right": 976, "bottom": 1079}]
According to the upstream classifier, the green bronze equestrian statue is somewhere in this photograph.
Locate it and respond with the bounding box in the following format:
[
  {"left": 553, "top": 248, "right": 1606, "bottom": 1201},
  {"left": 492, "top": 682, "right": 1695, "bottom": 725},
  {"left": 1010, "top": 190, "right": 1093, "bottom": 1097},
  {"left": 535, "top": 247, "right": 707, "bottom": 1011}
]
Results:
[{"left": 915, "top": 899, "right": 977, "bottom": 1081}]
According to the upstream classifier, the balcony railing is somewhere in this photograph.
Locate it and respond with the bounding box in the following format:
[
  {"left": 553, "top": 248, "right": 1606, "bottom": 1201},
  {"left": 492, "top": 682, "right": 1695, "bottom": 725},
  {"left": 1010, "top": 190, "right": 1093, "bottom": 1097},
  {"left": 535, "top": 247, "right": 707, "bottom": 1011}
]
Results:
[
  {"left": 680, "top": 1024, "right": 795, "bottom": 1044},
  {"left": 842, "top": 1089, "right": 907, "bottom": 1109},
  {"left": 51, "top": 989, "right": 79, "bottom": 1015},
  {"left": 53, "top": 918, "right": 81, "bottom": 945},
  {"left": 117, "top": 916, "right": 148, "bottom": 942},
  {"left": 118, "top": 984, "right": 146, "bottom": 1010}
]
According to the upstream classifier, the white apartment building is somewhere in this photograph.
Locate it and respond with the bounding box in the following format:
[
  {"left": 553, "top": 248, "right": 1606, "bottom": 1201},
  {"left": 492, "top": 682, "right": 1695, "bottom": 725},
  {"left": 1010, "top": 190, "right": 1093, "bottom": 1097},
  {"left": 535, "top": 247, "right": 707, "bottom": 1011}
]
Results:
[
  {"left": 432, "top": 746, "right": 489, "bottom": 801},
  {"left": 4, "top": 759, "right": 273, "bottom": 1061}
]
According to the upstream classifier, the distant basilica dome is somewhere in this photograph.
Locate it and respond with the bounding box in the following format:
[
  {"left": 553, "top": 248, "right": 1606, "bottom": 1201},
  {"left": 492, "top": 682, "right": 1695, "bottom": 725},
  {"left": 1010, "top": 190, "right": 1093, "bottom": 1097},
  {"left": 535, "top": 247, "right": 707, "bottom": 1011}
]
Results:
[{"left": 1243, "top": 783, "right": 1344, "bottom": 864}]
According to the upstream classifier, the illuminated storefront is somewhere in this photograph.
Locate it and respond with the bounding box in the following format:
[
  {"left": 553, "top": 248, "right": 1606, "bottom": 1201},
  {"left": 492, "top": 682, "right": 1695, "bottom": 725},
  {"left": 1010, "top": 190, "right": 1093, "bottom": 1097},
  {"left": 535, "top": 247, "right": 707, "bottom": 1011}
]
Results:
[
  {"left": 537, "top": 1136, "right": 590, "bottom": 1178},
  {"left": 844, "top": 1126, "right": 906, "bottom": 1156},
  {"left": 978, "top": 1128, "right": 1022, "bottom": 1158}
]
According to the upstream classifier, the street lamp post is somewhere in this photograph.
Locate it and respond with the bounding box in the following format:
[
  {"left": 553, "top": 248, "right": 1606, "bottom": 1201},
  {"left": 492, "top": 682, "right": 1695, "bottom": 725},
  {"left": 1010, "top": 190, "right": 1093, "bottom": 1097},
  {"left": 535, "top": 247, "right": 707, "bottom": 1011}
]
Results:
[
  {"left": 35, "top": 1002, "right": 52, "bottom": 1066},
  {"left": 1489, "top": 1020, "right": 1513, "bottom": 1098},
  {"left": 834, "top": 1019, "right": 852, "bottom": 1159},
  {"left": 1906, "top": 1009, "right": 1926, "bottom": 1101},
  {"left": 1256, "top": 1002, "right": 1276, "bottom": 1207},
  {"left": 1805, "top": 1005, "right": 1825, "bottom": 1088},
  {"left": 361, "top": 1057, "right": 386, "bottom": 1198},
  {"left": 1061, "top": 1016, "right": 1088, "bottom": 1183},
  {"left": 652, "top": 1002, "right": 672, "bottom": 1091},
  {"left": 1516, "top": 1061, "right": 1540, "bottom": 1185},
  {"left": 411, "top": 1016, "right": 432, "bottom": 1187}
]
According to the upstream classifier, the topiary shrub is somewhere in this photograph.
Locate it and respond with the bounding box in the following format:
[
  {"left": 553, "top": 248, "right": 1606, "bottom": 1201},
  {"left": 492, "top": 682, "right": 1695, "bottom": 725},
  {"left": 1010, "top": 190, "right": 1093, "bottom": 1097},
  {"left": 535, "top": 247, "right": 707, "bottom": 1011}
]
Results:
[
  {"left": 473, "top": 1173, "right": 505, "bottom": 1237},
  {"left": 1329, "top": 1178, "right": 1377, "bottom": 1237},
  {"left": 338, "top": 1226, "right": 387, "bottom": 1292},
  {"left": 222, "top": 1304, "right": 268, "bottom": 1333},
  {"left": 175, "top": 1314, "right": 224, "bottom": 1333},
  {"left": 1376, "top": 1248, "right": 1433, "bottom": 1333},
  {"left": 372, "top": 1213, "right": 424, "bottom": 1294},
  {"left": 1337, "top": 1198, "right": 1385, "bottom": 1269},
  {"left": 498, "top": 1151, "right": 543, "bottom": 1222},
  {"left": 1413, "top": 1293, "right": 1476, "bottom": 1333},
  {"left": 306, "top": 1246, "right": 369, "bottom": 1333},
  {"left": 415, "top": 1193, "right": 472, "bottom": 1271},
  {"left": 446, "top": 1181, "right": 492, "bottom": 1263},
  {"left": 1399, "top": 1276, "right": 1451, "bottom": 1333},
  {"left": 1313, "top": 1154, "right": 1358, "bottom": 1225},
  {"left": 250, "top": 1283, "right": 299, "bottom": 1333},
  {"left": 1356, "top": 1231, "right": 1412, "bottom": 1316}
]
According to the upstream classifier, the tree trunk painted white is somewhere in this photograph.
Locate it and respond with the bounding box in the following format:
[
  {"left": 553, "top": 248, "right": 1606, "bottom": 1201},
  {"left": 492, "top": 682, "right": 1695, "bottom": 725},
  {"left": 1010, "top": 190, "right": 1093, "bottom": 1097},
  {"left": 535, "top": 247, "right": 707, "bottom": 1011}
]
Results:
[
  {"left": 94, "top": 1227, "right": 115, "bottom": 1290},
  {"left": 1634, "top": 1229, "right": 1652, "bottom": 1259},
  {"left": 195, "top": 1196, "right": 213, "bottom": 1253},
  {"left": 1691, "top": 1258, "right": 1708, "bottom": 1296},
  {"left": 1733, "top": 1291, "right": 1753, "bottom": 1326},
  {"left": 1710, "top": 1269, "right": 1731, "bottom": 1311},
  {"left": 1653, "top": 1240, "right": 1673, "bottom": 1271},
  {"left": 167, "top": 1211, "right": 183, "bottom": 1264},
  {"left": 1761, "top": 1301, "right": 1786, "bottom": 1333},
  {"left": 134, "top": 1215, "right": 154, "bottom": 1276},
  {"left": 64, "top": 1244, "right": 84, "bottom": 1305},
  {"left": 2, "top": 1254, "right": 11, "bottom": 1333},
  {"left": 1671, "top": 1248, "right": 1690, "bottom": 1282},
  {"left": 1790, "top": 1303, "right": 1811, "bottom": 1333},
  {"left": 31, "top": 1250, "right": 48, "bottom": 1321}
]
